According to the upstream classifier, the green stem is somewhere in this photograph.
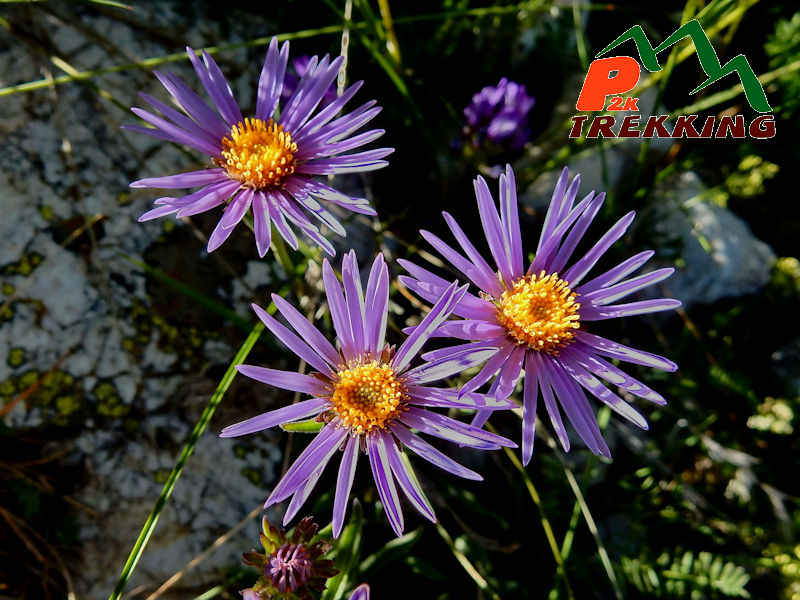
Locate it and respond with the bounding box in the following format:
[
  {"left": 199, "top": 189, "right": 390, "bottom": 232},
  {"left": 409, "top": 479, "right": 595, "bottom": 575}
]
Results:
[
  {"left": 270, "top": 226, "right": 295, "bottom": 277},
  {"left": 107, "top": 321, "right": 264, "bottom": 600}
]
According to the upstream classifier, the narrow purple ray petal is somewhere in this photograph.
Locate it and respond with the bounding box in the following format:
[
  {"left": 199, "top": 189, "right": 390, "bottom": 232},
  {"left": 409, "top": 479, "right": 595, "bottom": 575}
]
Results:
[
  {"left": 220, "top": 398, "right": 328, "bottom": 438},
  {"left": 277, "top": 194, "right": 337, "bottom": 256},
  {"left": 265, "top": 191, "right": 299, "bottom": 250},
  {"left": 390, "top": 423, "right": 482, "bottom": 481},
  {"left": 219, "top": 188, "right": 252, "bottom": 230},
  {"left": 383, "top": 432, "right": 436, "bottom": 522},
  {"left": 267, "top": 423, "right": 348, "bottom": 506},
  {"left": 174, "top": 180, "right": 240, "bottom": 218},
  {"left": 392, "top": 282, "right": 465, "bottom": 373},
  {"left": 349, "top": 584, "right": 370, "bottom": 600},
  {"left": 294, "top": 81, "right": 364, "bottom": 142},
  {"left": 570, "top": 343, "right": 667, "bottom": 405},
  {"left": 130, "top": 107, "right": 222, "bottom": 156},
  {"left": 458, "top": 342, "right": 515, "bottom": 398},
  {"left": 576, "top": 250, "right": 656, "bottom": 295},
  {"left": 499, "top": 165, "right": 524, "bottom": 278},
  {"left": 138, "top": 203, "right": 182, "bottom": 222},
  {"left": 537, "top": 167, "right": 569, "bottom": 253},
  {"left": 139, "top": 92, "right": 220, "bottom": 147},
  {"left": 420, "top": 338, "right": 505, "bottom": 363},
  {"left": 271, "top": 294, "right": 341, "bottom": 368},
  {"left": 581, "top": 268, "right": 675, "bottom": 306},
  {"left": 522, "top": 352, "right": 538, "bottom": 465},
  {"left": 235, "top": 365, "right": 331, "bottom": 396},
  {"left": 207, "top": 208, "right": 238, "bottom": 252},
  {"left": 441, "top": 212, "right": 504, "bottom": 296},
  {"left": 295, "top": 150, "right": 393, "bottom": 175},
  {"left": 531, "top": 352, "right": 570, "bottom": 452},
  {"left": 153, "top": 70, "right": 228, "bottom": 140},
  {"left": 402, "top": 347, "right": 499, "bottom": 385},
  {"left": 364, "top": 253, "right": 389, "bottom": 356},
  {"left": 301, "top": 128, "right": 386, "bottom": 160},
  {"left": 284, "top": 180, "right": 347, "bottom": 236},
  {"left": 574, "top": 331, "right": 677, "bottom": 371},
  {"left": 562, "top": 211, "right": 636, "bottom": 286},
  {"left": 558, "top": 349, "right": 648, "bottom": 429},
  {"left": 283, "top": 462, "right": 325, "bottom": 525},
  {"left": 308, "top": 102, "right": 380, "bottom": 144},
  {"left": 253, "top": 191, "right": 272, "bottom": 257},
  {"left": 470, "top": 377, "right": 501, "bottom": 429},
  {"left": 302, "top": 178, "right": 376, "bottom": 214},
  {"left": 342, "top": 250, "right": 367, "bottom": 355},
  {"left": 420, "top": 228, "right": 500, "bottom": 297},
  {"left": 397, "top": 274, "right": 495, "bottom": 322},
  {"left": 407, "top": 385, "right": 515, "bottom": 410},
  {"left": 256, "top": 37, "right": 289, "bottom": 120},
  {"left": 280, "top": 55, "right": 328, "bottom": 131},
  {"left": 333, "top": 435, "right": 359, "bottom": 538},
  {"left": 474, "top": 176, "right": 514, "bottom": 286},
  {"left": 431, "top": 320, "right": 506, "bottom": 341},
  {"left": 495, "top": 345, "right": 525, "bottom": 400},
  {"left": 251, "top": 303, "right": 333, "bottom": 376},
  {"left": 200, "top": 49, "right": 243, "bottom": 125},
  {"left": 323, "top": 258, "right": 357, "bottom": 361},
  {"left": 580, "top": 298, "right": 682, "bottom": 320},
  {"left": 400, "top": 407, "right": 516, "bottom": 449},
  {"left": 130, "top": 168, "right": 227, "bottom": 189},
  {"left": 367, "top": 434, "right": 404, "bottom": 536},
  {"left": 546, "top": 358, "right": 608, "bottom": 456},
  {"left": 285, "top": 56, "right": 344, "bottom": 131},
  {"left": 547, "top": 191, "right": 603, "bottom": 274}
]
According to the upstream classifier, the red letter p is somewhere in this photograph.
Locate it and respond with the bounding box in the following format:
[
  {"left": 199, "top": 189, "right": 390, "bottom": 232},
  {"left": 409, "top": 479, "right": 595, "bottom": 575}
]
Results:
[{"left": 576, "top": 56, "right": 640, "bottom": 111}]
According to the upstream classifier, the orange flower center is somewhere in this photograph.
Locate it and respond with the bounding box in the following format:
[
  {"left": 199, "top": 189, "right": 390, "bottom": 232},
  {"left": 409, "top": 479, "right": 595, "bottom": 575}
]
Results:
[
  {"left": 219, "top": 118, "right": 297, "bottom": 189},
  {"left": 495, "top": 271, "right": 581, "bottom": 354},
  {"left": 329, "top": 361, "right": 407, "bottom": 434}
]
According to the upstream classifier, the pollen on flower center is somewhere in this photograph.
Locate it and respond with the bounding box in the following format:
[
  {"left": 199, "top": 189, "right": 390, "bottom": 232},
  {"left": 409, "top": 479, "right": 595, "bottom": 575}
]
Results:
[
  {"left": 329, "top": 361, "right": 407, "bottom": 434},
  {"left": 218, "top": 117, "right": 297, "bottom": 189},
  {"left": 495, "top": 271, "right": 581, "bottom": 354}
]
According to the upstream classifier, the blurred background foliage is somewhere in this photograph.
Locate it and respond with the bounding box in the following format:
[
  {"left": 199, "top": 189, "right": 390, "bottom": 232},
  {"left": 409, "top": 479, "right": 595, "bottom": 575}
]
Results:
[{"left": 1, "top": 1, "right": 799, "bottom": 599}]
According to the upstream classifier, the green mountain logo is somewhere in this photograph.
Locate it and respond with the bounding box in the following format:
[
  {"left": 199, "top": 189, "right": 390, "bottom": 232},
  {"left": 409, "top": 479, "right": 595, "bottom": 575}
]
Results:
[{"left": 596, "top": 19, "right": 771, "bottom": 113}]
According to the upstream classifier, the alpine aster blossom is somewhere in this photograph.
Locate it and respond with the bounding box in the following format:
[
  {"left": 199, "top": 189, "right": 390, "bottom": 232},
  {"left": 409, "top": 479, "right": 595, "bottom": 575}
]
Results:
[
  {"left": 240, "top": 516, "right": 337, "bottom": 600},
  {"left": 463, "top": 78, "right": 534, "bottom": 152},
  {"left": 400, "top": 166, "right": 681, "bottom": 465},
  {"left": 221, "top": 251, "right": 515, "bottom": 537},
  {"left": 126, "top": 37, "right": 392, "bottom": 257}
]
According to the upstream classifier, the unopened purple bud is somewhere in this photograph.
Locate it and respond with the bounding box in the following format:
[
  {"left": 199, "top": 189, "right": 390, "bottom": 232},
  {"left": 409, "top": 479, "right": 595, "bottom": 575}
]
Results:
[
  {"left": 267, "top": 543, "right": 313, "bottom": 593},
  {"left": 463, "top": 78, "right": 535, "bottom": 152}
]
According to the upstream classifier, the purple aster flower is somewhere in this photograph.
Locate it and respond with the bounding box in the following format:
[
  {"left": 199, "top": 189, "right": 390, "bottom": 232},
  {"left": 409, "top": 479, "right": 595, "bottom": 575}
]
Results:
[
  {"left": 282, "top": 55, "right": 339, "bottom": 107},
  {"left": 463, "top": 78, "right": 534, "bottom": 152},
  {"left": 221, "top": 251, "right": 515, "bottom": 537},
  {"left": 125, "top": 37, "right": 392, "bottom": 257},
  {"left": 400, "top": 166, "right": 681, "bottom": 465}
]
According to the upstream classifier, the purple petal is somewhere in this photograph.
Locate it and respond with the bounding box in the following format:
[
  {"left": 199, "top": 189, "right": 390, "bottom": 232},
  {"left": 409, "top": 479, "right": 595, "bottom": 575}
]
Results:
[
  {"left": 420, "top": 228, "right": 500, "bottom": 297},
  {"left": 548, "top": 192, "right": 604, "bottom": 275},
  {"left": 342, "top": 250, "right": 367, "bottom": 355},
  {"left": 580, "top": 298, "right": 682, "bottom": 320},
  {"left": 562, "top": 211, "right": 636, "bottom": 286},
  {"left": 256, "top": 37, "right": 289, "bottom": 121},
  {"left": 574, "top": 331, "right": 677, "bottom": 371},
  {"left": 295, "top": 149, "right": 393, "bottom": 175},
  {"left": 323, "top": 258, "right": 358, "bottom": 361},
  {"left": 558, "top": 349, "right": 648, "bottom": 429},
  {"left": 441, "top": 212, "right": 504, "bottom": 296},
  {"left": 294, "top": 81, "right": 364, "bottom": 142},
  {"left": 265, "top": 191, "right": 299, "bottom": 250},
  {"left": 474, "top": 176, "right": 514, "bottom": 287},
  {"left": 152, "top": 70, "right": 228, "bottom": 140},
  {"left": 531, "top": 352, "right": 570, "bottom": 452},
  {"left": 580, "top": 268, "right": 675, "bottom": 306},
  {"left": 235, "top": 365, "right": 331, "bottom": 396},
  {"left": 420, "top": 339, "right": 505, "bottom": 363},
  {"left": 271, "top": 294, "right": 341, "bottom": 367},
  {"left": 431, "top": 320, "right": 506, "bottom": 341},
  {"left": 400, "top": 407, "right": 516, "bottom": 449},
  {"left": 499, "top": 166, "right": 524, "bottom": 278},
  {"left": 536, "top": 167, "right": 570, "bottom": 253},
  {"left": 284, "top": 463, "right": 325, "bottom": 525},
  {"left": 364, "top": 253, "right": 389, "bottom": 356},
  {"left": 220, "top": 188, "right": 252, "bottom": 229},
  {"left": 391, "top": 423, "right": 482, "bottom": 480},
  {"left": 367, "top": 434, "right": 404, "bottom": 536},
  {"left": 333, "top": 435, "right": 359, "bottom": 538},
  {"left": 207, "top": 211, "right": 237, "bottom": 252},
  {"left": 576, "top": 250, "right": 655, "bottom": 295},
  {"left": 130, "top": 168, "right": 227, "bottom": 189},
  {"left": 253, "top": 191, "right": 272, "bottom": 257},
  {"left": 130, "top": 107, "right": 221, "bottom": 156},
  {"left": 220, "top": 398, "right": 328, "bottom": 438},
  {"left": 407, "top": 385, "right": 515, "bottom": 410},
  {"left": 138, "top": 92, "right": 220, "bottom": 148},
  {"left": 138, "top": 203, "right": 182, "bottom": 222},
  {"left": 251, "top": 303, "right": 333, "bottom": 376},
  {"left": 403, "top": 347, "right": 499, "bottom": 385},
  {"left": 392, "top": 282, "right": 466, "bottom": 373},
  {"left": 495, "top": 345, "right": 524, "bottom": 400},
  {"left": 175, "top": 180, "right": 240, "bottom": 218},
  {"left": 458, "top": 342, "right": 515, "bottom": 397},
  {"left": 522, "top": 352, "right": 538, "bottom": 465},
  {"left": 383, "top": 432, "right": 436, "bottom": 522},
  {"left": 348, "top": 584, "right": 370, "bottom": 600}
]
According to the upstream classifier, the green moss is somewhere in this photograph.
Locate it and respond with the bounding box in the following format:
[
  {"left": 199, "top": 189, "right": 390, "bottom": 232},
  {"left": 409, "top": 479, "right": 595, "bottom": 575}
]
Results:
[
  {"left": 241, "top": 467, "right": 263, "bottom": 486},
  {"left": 55, "top": 395, "right": 81, "bottom": 416},
  {"left": 39, "top": 205, "right": 54, "bottom": 221},
  {"left": 1, "top": 282, "right": 14, "bottom": 296},
  {"left": 1, "top": 252, "right": 45, "bottom": 277},
  {"left": 7, "top": 347, "right": 25, "bottom": 368},
  {"left": 153, "top": 468, "right": 171, "bottom": 484},
  {"left": 94, "top": 381, "right": 130, "bottom": 417}
]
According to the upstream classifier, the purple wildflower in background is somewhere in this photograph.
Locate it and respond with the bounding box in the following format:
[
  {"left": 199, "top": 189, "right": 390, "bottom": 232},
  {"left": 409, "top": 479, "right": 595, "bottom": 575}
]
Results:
[
  {"left": 463, "top": 78, "right": 534, "bottom": 152},
  {"left": 221, "top": 251, "right": 515, "bottom": 537},
  {"left": 400, "top": 166, "right": 681, "bottom": 465},
  {"left": 125, "top": 37, "right": 392, "bottom": 256},
  {"left": 282, "top": 55, "right": 339, "bottom": 106}
]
